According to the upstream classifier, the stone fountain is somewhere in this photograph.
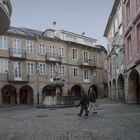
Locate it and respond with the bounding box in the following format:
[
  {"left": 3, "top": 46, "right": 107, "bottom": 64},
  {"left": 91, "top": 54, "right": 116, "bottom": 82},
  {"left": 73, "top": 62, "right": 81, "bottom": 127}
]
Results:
[{"left": 42, "top": 63, "right": 74, "bottom": 107}]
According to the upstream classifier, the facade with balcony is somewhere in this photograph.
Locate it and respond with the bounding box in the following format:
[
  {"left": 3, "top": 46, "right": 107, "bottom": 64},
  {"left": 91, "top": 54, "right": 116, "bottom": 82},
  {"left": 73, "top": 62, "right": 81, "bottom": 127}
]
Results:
[
  {"left": 104, "top": 0, "right": 125, "bottom": 102},
  {"left": 0, "top": 0, "right": 12, "bottom": 34},
  {"left": 0, "top": 26, "right": 107, "bottom": 105},
  {"left": 124, "top": 0, "right": 140, "bottom": 104}
]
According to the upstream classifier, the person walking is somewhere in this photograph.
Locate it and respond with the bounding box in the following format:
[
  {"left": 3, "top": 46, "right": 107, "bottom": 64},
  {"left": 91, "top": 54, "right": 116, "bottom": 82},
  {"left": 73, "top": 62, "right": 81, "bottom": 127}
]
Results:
[
  {"left": 88, "top": 87, "right": 97, "bottom": 113},
  {"left": 77, "top": 90, "right": 89, "bottom": 116}
]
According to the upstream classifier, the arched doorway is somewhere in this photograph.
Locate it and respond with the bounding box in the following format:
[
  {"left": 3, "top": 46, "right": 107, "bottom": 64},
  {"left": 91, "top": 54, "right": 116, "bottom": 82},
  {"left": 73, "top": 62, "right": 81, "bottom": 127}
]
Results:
[
  {"left": 20, "top": 86, "right": 33, "bottom": 104},
  {"left": 71, "top": 85, "right": 82, "bottom": 97},
  {"left": 89, "top": 85, "right": 98, "bottom": 98},
  {"left": 128, "top": 70, "right": 140, "bottom": 103},
  {"left": 2, "top": 85, "right": 16, "bottom": 105},
  {"left": 42, "top": 86, "right": 56, "bottom": 101},
  {"left": 118, "top": 74, "right": 125, "bottom": 101},
  {"left": 112, "top": 79, "right": 116, "bottom": 100}
]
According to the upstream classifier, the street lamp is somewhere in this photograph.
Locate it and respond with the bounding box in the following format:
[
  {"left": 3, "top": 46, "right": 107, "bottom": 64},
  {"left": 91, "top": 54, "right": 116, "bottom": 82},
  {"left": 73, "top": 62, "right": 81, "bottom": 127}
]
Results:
[{"left": 36, "top": 65, "right": 40, "bottom": 104}]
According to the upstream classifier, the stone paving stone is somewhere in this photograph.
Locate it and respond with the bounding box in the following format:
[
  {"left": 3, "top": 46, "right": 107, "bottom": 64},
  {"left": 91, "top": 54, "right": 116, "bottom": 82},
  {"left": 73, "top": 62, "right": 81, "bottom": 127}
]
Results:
[{"left": 0, "top": 99, "right": 140, "bottom": 140}]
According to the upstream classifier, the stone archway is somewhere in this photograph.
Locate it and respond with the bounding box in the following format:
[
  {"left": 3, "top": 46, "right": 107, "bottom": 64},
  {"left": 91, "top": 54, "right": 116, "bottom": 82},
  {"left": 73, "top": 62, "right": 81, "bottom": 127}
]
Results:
[
  {"left": 128, "top": 70, "right": 140, "bottom": 104},
  {"left": 20, "top": 86, "right": 33, "bottom": 104},
  {"left": 118, "top": 74, "right": 125, "bottom": 101},
  {"left": 2, "top": 85, "right": 16, "bottom": 105},
  {"left": 112, "top": 79, "right": 116, "bottom": 100},
  {"left": 71, "top": 85, "right": 83, "bottom": 97}
]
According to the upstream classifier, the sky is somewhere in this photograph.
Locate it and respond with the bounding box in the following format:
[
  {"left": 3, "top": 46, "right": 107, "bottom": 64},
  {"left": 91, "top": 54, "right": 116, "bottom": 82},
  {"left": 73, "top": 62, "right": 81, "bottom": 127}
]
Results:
[{"left": 10, "top": 0, "right": 114, "bottom": 47}]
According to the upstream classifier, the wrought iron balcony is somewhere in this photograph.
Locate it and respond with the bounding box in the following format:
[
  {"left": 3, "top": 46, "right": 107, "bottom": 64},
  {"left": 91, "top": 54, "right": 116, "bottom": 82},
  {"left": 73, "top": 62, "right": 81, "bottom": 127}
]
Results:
[
  {"left": 7, "top": 73, "right": 29, "bottom": 83},
  {"left": 78, "top": 58, "right": 97, "bottom": 68},
  {"left": 46, "top": 52, "right": 62, "bottom": 63},
  {"left": 9, "top": 48, "right": 26, "bottom": 60}
]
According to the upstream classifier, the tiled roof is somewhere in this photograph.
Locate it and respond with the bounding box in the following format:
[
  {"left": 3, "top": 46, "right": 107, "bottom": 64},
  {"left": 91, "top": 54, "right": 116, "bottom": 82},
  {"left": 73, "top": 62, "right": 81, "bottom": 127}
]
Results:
[{"left": 8, "top": 26, "right": 29, "bottom": 36}]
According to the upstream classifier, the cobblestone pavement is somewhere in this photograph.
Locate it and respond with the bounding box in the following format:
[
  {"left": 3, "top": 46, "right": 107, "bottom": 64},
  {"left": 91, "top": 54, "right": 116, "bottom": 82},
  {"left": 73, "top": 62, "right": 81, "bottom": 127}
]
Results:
[{"left": 0, "top": 99, "right": 140, "bottom": 140}]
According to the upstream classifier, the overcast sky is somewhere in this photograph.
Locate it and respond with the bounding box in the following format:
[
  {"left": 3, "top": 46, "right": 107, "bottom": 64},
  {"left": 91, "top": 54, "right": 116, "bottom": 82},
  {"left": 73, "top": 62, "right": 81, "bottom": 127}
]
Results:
[{"left": 11, "top": 0, "right": 114, "bottom": 47}]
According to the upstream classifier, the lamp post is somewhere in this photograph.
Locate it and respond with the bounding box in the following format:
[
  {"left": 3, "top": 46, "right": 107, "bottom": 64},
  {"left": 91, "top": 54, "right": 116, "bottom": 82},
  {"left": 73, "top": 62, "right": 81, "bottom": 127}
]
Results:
[{"left": 36, "top": 66, "right": 40, "bottom": 104}]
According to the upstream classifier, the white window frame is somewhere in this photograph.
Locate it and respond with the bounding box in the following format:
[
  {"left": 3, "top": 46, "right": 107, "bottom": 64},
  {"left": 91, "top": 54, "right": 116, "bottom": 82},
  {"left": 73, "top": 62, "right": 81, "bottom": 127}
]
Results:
[
  {"left": 14, "top": 61, "right": 22, "bottom": 80},
  {"left": 93, "top": 52, "right": 97, "bottom": 62},
  {"left": 49, "top": 46, "right": 55, "bottom": 59},
  {"left": 59, "top": 47, "right": 64, "bottom": 57},
  {"left": 0, "top": 59, "right": 8, "bottom": 73},
  {"left": 13, "top": 39, "right": 21, "bottom": 57},
  {"left": 83, "top": 69, "right": 89, "bottom": 82},
  {"left": 93, "top": 70, "right": 97, "bottom": 77},
  {"left": 72, "top": 48, "right": 78, "bottom": 59},
  {"left": 39, "top": 43, "right": 46, "bottom": 55},
  {"left": 26, "top": 40, "right": 33, "bottom": 53},
  {"left": 83, "top": 51, "right": 89, "bottom": 63},
  {"left": 59, "top": 65, "right": 65, "bottom": 76},
  {"left": 50, "top": 64, "right": 55, "bottom": 80},
  {"left": 73, "top": 67, "right": 79, "bottom": 77},
  {"left": 27, "top": 62, "right": 34, "bottom": 75},
  {"left": 0, "top": 36, "right": 7, "bottom": 50},
  {"left": 39, "top": 63, "right": 46, "bottom": 75}
]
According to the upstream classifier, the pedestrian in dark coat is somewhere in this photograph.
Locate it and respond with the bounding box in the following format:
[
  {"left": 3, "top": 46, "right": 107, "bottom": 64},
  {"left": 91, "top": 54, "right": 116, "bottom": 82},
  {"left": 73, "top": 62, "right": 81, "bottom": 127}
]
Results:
[
  {"left": 77, "top": 90, "right": 89, "bottom": 116},
  {"left": 88, "top": 87, "right": 97, "bottom": 113}
]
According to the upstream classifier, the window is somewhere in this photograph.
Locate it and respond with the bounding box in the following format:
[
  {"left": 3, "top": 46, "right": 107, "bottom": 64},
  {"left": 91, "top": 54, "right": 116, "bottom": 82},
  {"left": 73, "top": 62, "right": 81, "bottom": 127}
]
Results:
[
  {"left": 26, "top": 40, "right": 33, "bottom": 53},
  {"left": 59, "top": 47, "right": 64, "bottom": 57},
  {"left": 137, "top": 23, "right": 140, "bottom": 53},
  {"left": 72, "top": 49, "right": 78, "bottom": 59},
  {"left": 126, "top": 0, "right": 131, "bottom": 26},
  {"left": 118, "top": 4, "right": 122, "bottom": 26},
  {"left": 50, "top": 65, "right": 55, "bottom": 78},
  {"left": 49, "top": 46, "right": 55, "bottom": 58},
  {"left": 112, "top": 56, "right": 116, "bottom": 66},
  {"left": 39, "top": 63, "right": 46, "bottom": 75},
  {"left": 93, "top": 52, "right": 97, "bottom": 62},
  {"left": 14, "top": 61, "right": 22, "bottom": 80},
  {"left": 93, "top": 70, "right": 97, "bottom": 77},
  {"left": 0, "top": 59, "right": 8, "bottom": 73},
  {"left": 59, "top": 65, "right": 65, "bottom": 76},
  {"left": 127, "top": 35, "right": 132, "bottom": 61},
  {"left": 39, "top": 43, "right": 45, "bottom": 54},
  {"left": 73, "top": 67, "right": 79, "bottom": 77},
  {"left": 83, "top": 51, "right": 89, "bottom": 63},
  {"left": 13, "top": 39, "right": 21, "bottom": 57},
  {"left": 0, "top": 36, "right": 7, "bottom": 49},
  {"left": 136, "top": 0, "right": 140, "bottom": 9},
  {"left": 83, "top": 69, "right": 89, "bottom": 80},
  {"left": 27, "top": 62, "right": 34, "bottom": 75},
  {"left": 115, "top": 16, "right": 118, "bottom": 33}
]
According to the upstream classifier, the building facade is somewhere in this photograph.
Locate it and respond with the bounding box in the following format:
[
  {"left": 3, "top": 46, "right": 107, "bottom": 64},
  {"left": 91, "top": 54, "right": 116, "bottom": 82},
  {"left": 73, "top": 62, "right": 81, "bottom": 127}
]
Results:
[
  {"left": 124, "top": 0, "right": 140, "bottom": 103},
  {"left": 104, "top": 0, "right": 125, "bottom": 102},
  {"left": 0, "top": 0, "right": 12, "bottom": 34},
  {"left": 0, "top": 26, "right": 107, "bottom": 105}
]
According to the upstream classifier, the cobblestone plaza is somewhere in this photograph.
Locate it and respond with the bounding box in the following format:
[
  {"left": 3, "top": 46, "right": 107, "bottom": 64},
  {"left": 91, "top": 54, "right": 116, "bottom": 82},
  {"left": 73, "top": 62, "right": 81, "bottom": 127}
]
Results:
[{"left": 0, "top": 99, "right": 140, "bottom": 140}]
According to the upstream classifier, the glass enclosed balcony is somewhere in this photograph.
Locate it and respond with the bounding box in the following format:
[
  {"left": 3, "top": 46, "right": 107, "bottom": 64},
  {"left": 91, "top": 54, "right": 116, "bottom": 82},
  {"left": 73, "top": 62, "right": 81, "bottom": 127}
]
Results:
[{"left": 0, "top": 0, "right": 12, "bottom": 34}]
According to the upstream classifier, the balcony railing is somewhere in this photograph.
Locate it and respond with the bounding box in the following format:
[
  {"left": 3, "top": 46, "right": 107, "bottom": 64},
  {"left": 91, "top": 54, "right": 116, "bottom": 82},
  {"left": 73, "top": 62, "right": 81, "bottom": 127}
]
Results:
[
  {"left": 46, "top": 52, "right": 62, "bottom": 63},
  {"left": 9, "top": 48, "right": 26, "bottom": 60},
  {"left": 78, "top": 58, "right": 97, "bottom": 68},
  {"left": 7, "top": 73, "right": 29, "bottom": 83}
]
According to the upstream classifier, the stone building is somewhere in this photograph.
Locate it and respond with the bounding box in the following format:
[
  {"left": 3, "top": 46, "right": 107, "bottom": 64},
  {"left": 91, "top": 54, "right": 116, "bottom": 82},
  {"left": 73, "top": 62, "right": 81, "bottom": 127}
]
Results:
[
  {"left": 0, "top": 26, "right": 107, "bottom": 105},
  {"left": 0, "top": 0, "right": 12, "bottom": 34},
  {"left": 124, "top": 0, "right": 140, "bottom": 103},
  {"left": 104, "top": 0, "right": 125, "bottom": 102}
]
